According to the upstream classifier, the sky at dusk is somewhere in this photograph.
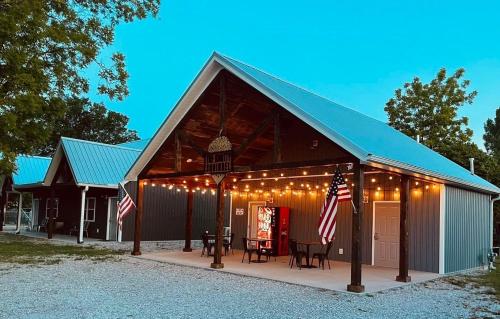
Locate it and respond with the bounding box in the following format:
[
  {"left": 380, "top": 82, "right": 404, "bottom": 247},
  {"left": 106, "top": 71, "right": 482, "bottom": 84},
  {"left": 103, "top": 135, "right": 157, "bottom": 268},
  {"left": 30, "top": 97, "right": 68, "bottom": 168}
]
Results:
[{"left": 90, "top": 0, "right": 500, "bottom": 147}]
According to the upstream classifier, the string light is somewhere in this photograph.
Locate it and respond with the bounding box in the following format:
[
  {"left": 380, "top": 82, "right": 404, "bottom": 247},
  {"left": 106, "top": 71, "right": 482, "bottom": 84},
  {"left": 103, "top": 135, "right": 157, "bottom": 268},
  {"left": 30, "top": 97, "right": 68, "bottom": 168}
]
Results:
[
  {"left": 143, "top": 181, "right": 148, "bottom": 186},
  {"left": 388, "top": 176, "right": 393, "bottom": 180},
  {"left": 425, "top": 185, "right": 429, "bottom": 190},
  {"left": 161, "top": 184, "right": 166, "bottom": 188},
  {"left": 262, "top": 172, "right": 267, "bottom": 177},
  {"left": 377, "top": 187, "right": 381, "bottom": 191},
  {"left": 302, "top": 171, "right": 308, "bottom": 175},
  {"left": 371, "top": 178, "right": 376, "bottom": 183},
  {"left": 260, "top": 182, "right": 265, "bottom": 186},
  {"left": 232, "top": 178, "right": 237, "bottom": 182},
  {"left": 415, "top": 181, "right": 419, "bottom": 186},
  {"left": 152, "top": 183, "right": 156, "bottom": 187},
  {"left": 280, "top": 173, "right": 284, "bottom": 177},
  {"left": 194, "top": 177, "right": 199, "bottom": 182},
  {"left": 395, "top": 187, "right": 399, "bottom": 192},
  {"left": 247, "top": 174, "right": 252, "bottom": 179}
]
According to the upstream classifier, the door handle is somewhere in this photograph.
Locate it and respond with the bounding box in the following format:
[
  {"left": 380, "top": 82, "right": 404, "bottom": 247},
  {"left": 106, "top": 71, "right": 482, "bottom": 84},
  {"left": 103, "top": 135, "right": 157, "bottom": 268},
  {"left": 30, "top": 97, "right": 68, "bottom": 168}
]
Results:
[{"left": 374, "top": 233, "right": 380, "bottom": 240}]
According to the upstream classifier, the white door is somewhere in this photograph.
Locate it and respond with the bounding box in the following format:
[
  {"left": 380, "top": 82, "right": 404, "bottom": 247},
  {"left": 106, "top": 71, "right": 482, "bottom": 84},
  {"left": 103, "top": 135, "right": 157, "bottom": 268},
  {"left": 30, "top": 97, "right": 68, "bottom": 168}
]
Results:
[
  {"left": 247, "top": 201, "right": 266, "bottom": 239},
  {"left": 374, "top": 202, "right": 400, "bottom": 268},
  {"left": 106, "top": 197, "right": 118, "bottom": 241},
  {"left": 32, "top": 199, "right": 40, "bottom": 230}
]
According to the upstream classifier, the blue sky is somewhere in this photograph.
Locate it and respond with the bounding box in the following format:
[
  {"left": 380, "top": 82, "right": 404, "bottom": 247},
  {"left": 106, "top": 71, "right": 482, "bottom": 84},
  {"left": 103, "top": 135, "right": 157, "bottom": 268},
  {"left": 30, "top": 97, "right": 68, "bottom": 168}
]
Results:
[{"left": 94, "top": 1, "right": 500, "bottom": 146}]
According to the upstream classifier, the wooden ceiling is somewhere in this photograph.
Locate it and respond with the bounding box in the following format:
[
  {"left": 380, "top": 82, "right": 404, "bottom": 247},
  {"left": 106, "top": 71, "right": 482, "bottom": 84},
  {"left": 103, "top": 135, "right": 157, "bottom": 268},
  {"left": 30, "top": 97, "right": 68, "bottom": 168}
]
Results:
[{"left": 142, "top": 70, "right": 355, "bottom": 178}]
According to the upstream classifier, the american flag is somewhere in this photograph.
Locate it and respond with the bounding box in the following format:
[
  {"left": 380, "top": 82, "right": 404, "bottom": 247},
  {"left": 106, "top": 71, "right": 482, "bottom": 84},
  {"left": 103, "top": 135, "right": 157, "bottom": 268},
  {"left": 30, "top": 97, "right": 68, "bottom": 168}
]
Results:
[
  {"left": 117, "top": 182, "right": 135, "bottom": 228},
  {"left": 318, "top": 168, "right": 351, "bottom": 244}
]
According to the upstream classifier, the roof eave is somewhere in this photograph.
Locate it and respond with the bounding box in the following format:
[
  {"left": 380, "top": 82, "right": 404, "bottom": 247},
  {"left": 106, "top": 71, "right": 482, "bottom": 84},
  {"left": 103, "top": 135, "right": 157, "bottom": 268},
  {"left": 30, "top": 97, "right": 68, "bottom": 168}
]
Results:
[{"left": 368, "top": 155, "right": 500, "bottom": 195}]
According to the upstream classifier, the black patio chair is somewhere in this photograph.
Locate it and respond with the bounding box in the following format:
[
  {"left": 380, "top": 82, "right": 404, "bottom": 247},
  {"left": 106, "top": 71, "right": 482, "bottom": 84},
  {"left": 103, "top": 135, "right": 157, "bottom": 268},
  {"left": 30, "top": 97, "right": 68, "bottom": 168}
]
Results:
[
  {"left": 289, "top": 239, "right": 306, "bottom": 269},
  {"left": 312, "top": 241, "right": 334, "bottom": 270},
  {"left": 259, "top": 240, "right": 276, "bottom": 262},
  {"left": 223, "top": 233, "right": 235, "bottom": 255},
  {"left": 241, "top": 237, "right": 258, "bottom": 264},
  {"left": 201, "top": 233, "right": 214, "bottom": 257}
]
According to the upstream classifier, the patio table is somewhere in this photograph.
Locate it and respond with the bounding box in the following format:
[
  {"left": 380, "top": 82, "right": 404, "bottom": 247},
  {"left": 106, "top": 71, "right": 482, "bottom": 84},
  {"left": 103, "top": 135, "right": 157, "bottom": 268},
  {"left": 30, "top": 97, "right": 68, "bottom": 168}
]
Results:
[
  {"left": 247, "top": 238, "right": 274, "bottom": 263},
  {"left": 296, "top": 240, "right": 323, "bottom": 268}
]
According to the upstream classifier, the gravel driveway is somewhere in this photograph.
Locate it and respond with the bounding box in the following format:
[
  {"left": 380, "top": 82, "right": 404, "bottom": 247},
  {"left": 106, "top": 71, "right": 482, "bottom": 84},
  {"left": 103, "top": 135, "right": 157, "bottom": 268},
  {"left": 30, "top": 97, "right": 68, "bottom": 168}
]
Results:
[{"left": 0, "top": 256, "right": 498, "bottom": 319}]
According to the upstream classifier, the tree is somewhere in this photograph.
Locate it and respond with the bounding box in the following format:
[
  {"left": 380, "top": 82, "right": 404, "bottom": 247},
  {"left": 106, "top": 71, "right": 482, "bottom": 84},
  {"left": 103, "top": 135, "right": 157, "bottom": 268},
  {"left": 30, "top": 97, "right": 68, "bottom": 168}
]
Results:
[
  {"left": 484, "top": 107, "right": 500, "bottom": 159},
  {"left": 36, "top": 98, "right": 139, "bottom": 156},
  {"left": 385, "top": 68, "right": 477, "bottom": 154},
  {"left": 0, "top": 0, "right": 159, "bottom": 175}
]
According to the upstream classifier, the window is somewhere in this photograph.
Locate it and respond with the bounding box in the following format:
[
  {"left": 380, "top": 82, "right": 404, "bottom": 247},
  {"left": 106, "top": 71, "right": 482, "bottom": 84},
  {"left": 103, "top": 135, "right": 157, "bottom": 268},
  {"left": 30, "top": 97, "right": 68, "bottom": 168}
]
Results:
[
  {"left": 85, "top": 197, "right": 96, "bottom": 222},
  {"left": 45, "top": 198, "right": 59, "bottom": 218}
]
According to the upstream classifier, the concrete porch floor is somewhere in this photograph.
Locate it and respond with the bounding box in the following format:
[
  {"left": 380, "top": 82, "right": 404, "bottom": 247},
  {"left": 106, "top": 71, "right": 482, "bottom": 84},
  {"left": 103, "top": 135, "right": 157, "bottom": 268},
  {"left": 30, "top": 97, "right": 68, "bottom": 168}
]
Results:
[{"left": 137, "top": 249, "right": 440, "bottom": 294}]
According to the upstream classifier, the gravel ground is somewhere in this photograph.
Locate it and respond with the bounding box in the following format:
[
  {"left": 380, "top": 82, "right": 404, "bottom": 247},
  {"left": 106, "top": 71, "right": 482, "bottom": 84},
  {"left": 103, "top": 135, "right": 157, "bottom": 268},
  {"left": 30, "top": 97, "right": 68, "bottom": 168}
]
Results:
[{"left": 0, "top": 256, "right": 498, "bottom": 319}]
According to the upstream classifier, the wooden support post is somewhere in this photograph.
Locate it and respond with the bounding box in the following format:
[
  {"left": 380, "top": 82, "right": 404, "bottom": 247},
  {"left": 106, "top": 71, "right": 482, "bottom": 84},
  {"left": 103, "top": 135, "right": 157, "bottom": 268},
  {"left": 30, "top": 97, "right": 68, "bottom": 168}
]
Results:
[
  {"left": 47, "top": 189, "right": 55, "bottom": 239},
  {"left": 211, "top": 181, "right": 225, "bottom": 269},
  {"left": 219, "top": 75, "right": 226, "bottom": 136},
  {"left": 396, "top": 175, "right": 411, "bottom": 282},
  {"left": 183, "top": 190, "right": 194, "bottom": 252},
  {"left": 347, "top": 163, "right": 365, "bottom": 293},
  {"left": 0, "top": 192, "right": 4, "bottom": 232},
  {"left": 274, "top": 111, "right": 282, "bottom": 163},
  {"left": 132, "top": 180, "right": 144, "bottom": 256},
  {"left": 175, "top": 131, "right": 182, "bottom": 172}
]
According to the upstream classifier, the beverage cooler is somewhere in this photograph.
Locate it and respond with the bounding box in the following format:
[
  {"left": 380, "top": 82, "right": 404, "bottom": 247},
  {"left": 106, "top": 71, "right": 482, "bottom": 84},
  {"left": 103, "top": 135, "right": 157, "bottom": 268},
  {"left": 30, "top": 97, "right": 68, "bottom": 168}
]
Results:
[{"left": 256, "top": 206, "right": 290, "bottom": 256}]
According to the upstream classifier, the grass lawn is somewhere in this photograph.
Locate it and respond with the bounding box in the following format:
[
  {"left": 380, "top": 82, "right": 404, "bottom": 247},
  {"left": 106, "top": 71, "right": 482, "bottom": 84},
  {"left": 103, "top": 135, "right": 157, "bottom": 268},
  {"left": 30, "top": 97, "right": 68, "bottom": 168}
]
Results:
[
  {"left": 0, "top": 233, "right": 123, "bottom": 265},
  {"left": 480, "top": 261, "right": 500, "bottom": 299}
]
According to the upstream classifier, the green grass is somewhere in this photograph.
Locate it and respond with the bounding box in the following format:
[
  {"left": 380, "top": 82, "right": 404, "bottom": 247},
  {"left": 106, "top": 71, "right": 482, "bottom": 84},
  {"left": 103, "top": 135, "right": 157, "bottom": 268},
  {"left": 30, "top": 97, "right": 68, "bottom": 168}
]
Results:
[
  {"left": 0, "top": 233, "right": 123, "bottom": 265},
  {"left": 479, "top": 262, "right": 500, "bottom": 299},
  {"left": 444, "top": 262, "right": 500, "bottom": 300}
]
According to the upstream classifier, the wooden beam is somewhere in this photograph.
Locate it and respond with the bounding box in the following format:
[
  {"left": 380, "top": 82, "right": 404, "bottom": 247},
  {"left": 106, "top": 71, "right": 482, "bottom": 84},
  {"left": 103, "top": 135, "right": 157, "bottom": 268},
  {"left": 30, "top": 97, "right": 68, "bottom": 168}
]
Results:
[
  {"left": 274, "top": 111, "right": 282, "bottom": 163},
  {"left": 347, "top": 163, "right": 365, "bottom": 293},
  {"left": 177, "top": 130, "right": 206, "bottom": 157},
  {"left": 47, "top": 188, "right": 55, "bottom": 239},
  {"left": 175, "top": 131, "right": 182, "bottom": 172},
  {"left": 219, "top": 75, "right": 226, "bottom": 136},
  {"left": 396, "top": 175, "right": 411, "bottom": 282},
  {"left": 234, "top": 113, "right": 275, "bottom": 158},
  {"left": 233, "top": 156, "right": 357, "bottom": 172},
  {"left": 132, "top": 179, "right": 144, "bottom": 256},
  {"left": 183, "top": 190, "right": 194, "bottom": 252},
  {"left": 210, "top": 180, "right": 225, "bottom": 269}
]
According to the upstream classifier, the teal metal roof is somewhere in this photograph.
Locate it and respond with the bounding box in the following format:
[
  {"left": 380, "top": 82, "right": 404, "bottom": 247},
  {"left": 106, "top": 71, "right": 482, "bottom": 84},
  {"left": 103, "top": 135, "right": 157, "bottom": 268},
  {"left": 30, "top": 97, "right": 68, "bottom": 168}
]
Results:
[
  {"left": 60, "top": 137, "right": 141, "bottom": 187},
  {"left": 217, "top": 53, "right": 498, "bottom": 193},
  {"left": 117, "top": 138, "right": 151, "bottom": 150},
  {"left": 13, "top": 155, "right": 51, "bottom": 186}
]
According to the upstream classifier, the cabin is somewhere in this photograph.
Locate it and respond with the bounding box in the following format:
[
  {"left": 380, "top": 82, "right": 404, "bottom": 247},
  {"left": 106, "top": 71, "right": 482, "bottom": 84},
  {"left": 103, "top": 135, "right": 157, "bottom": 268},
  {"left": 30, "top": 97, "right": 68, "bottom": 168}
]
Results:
[
  {"left": 0, "top": 155, "right": 51, "bottom": 231},
  {"left": 124, "top": 52, "right": 500, "bottom": 292},
  {"left": 9, "top": 137, "right": 228, "bottom": 243}
]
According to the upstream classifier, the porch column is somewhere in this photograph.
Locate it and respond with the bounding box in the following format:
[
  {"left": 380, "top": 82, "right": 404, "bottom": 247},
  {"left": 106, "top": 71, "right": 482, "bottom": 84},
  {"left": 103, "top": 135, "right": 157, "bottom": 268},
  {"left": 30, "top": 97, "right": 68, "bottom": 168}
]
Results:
[
  {"left": 183, "top": 190, "right": 194, "bottom": 252},
  {"left": 347, "top": 163, "right": 365, "bottom": 293},
  {"left": 396, "top": 175, "right": 411, "bottom": 282},
  {"left": 211, "top": 181, "right": 225, "bottom": 269},
  {"left": 0, "top": 192, "right": 5, "bottom": 231},
  {"left": 47, "top": 189, "right": 55, "bottom": 239},
  {"left": 15, "top": 192, "right": 23, "bottom": 234},
  {"left": 78, "top": 186, "right": 88, "bottom": 244},
  {"left": 132, "top": 179, "right": 144, "bottom": 256}
]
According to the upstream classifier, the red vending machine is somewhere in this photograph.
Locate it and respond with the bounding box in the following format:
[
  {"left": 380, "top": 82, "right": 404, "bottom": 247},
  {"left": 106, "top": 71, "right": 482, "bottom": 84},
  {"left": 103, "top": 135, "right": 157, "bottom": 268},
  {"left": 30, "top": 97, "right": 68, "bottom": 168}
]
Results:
[
  {"left": 271, "top": 207, "right": 290, "bottom": 256},
  {"left": 256, "top": 206, "right": 290, "bottom": 256}
]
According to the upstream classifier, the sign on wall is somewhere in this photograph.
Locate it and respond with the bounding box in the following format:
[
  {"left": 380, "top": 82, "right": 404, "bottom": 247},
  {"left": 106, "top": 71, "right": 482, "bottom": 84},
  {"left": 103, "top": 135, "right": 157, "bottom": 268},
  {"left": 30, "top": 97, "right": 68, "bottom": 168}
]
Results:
[{"left": 235, "top": 208, "right": 245, "bottom": 216}]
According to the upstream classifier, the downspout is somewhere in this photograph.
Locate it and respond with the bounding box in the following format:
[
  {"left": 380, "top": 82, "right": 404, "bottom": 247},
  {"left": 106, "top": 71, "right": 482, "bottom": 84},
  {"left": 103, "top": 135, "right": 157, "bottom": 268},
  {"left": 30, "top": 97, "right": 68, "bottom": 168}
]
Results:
[
  {"left": 78, "top": 186, "right": 89, "bottom": 244},
  {"left": 491, "top": 194, "right": 500, "bottom": 250}
]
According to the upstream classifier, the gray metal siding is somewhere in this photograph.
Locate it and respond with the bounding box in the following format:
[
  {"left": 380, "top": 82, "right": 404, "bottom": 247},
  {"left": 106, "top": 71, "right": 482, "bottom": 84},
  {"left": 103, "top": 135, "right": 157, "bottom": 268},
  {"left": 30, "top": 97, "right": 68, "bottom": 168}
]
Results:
[
  {"left": 122, "top": 184, "right": 230, "bottom": 241},
  {"left": 445, "top": 186, "right": 490, "bottom": 273}
]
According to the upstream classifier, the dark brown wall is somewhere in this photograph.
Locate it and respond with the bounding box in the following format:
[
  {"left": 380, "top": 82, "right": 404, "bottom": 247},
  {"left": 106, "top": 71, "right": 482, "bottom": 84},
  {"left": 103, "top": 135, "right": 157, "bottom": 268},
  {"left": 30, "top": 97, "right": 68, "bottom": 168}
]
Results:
[
  {"left": 33, "top": 186, "right": 116, "bottom": 240},
  {"left": 230, "top": 170, "right": 441, "bottom": 272},
  {"left": 122, "top": 183, "right": 230, "bottom": 241}
]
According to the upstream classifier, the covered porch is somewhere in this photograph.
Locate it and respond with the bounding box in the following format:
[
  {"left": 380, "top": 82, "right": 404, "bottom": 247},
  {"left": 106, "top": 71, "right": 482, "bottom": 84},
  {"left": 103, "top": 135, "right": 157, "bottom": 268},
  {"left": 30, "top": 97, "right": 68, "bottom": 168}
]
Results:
[
  {"left": 126, "top": 54, "right": 445, "bottom": 293},
  {"left": 137, "top": 249, "right": 439, "bottom": 293}
]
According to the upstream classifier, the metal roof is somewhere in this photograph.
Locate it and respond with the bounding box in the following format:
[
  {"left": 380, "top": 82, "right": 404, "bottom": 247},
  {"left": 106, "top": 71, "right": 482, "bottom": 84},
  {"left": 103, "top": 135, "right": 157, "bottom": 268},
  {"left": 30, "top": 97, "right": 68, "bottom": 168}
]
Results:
[
  {"left": 12, "top": 155, "right": 51, "bottom": 186},
  {"left": 117, "top": 138, "right": 151, "bottom": 150},
  {"left": 44, "top": 137, "right": 141, "bottom": 188},
  {"left": 125, "top": 52, "right": 499, "bottom": 194}
]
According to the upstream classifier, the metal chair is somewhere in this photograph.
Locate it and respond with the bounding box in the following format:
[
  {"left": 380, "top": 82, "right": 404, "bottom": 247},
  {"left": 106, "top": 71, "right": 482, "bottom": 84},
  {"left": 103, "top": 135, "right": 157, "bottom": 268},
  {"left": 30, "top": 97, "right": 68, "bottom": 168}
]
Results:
[
  {"left": 201, "top": 233, "right": 214, "bottom": 257},
  {"left": 223, "top": 233, "right": 235, "bottom": 255},
  {"left": 289, "top": 239, "right": 305, "bottom": 269},
  {"left": 241, "top": 237, "right": 258, "bottom": 264},
  {"left": 312, "top": 241, "right": 334, "bottom": 270}
]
